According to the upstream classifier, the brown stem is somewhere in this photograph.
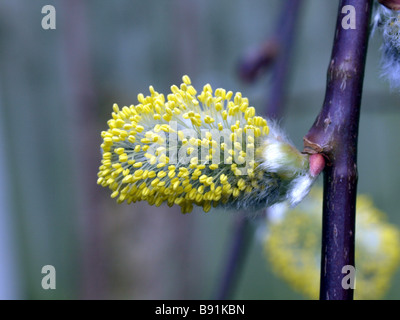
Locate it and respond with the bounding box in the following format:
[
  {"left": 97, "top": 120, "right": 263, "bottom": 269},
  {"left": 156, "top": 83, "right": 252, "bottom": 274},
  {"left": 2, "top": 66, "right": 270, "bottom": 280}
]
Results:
[{"left": 303, "top": 0, "right": 372, "bottom": 300}]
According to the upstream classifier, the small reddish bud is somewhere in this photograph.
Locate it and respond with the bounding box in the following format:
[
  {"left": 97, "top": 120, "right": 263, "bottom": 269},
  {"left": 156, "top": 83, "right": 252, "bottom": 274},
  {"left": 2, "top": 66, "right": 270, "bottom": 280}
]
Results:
[
  {"left": 379, "top": 0, "right": 400, "bottom": 11},
  {"left": 309, "top": 154, "right": 325, "bottom": 177}
]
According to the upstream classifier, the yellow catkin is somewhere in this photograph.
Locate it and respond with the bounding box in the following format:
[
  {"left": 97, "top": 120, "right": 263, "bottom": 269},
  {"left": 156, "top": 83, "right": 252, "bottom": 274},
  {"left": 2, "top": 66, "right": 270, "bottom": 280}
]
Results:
[
  {"left": 98, "top": 75, "right": 273, "bottom": 213},
  {"left": 264, "top": 188, "right": 400, "bottom": 300}
]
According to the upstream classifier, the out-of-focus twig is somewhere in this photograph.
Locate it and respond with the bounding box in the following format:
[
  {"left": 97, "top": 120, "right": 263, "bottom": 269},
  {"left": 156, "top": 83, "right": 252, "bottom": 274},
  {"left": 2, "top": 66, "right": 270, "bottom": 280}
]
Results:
[
  {"left": 238, "top": 40, "right": 280, "bottom": 83},
  {"left": 266, "top": 0, "right": 303, "bottom": 118},
  {"left": 214, "top": 214, "right": 252, "bottom": 300},
  {"left": 215, "top": 0, "right": 304, "bottom": 300},
  {"left": 61, "top": 0, "right": 107, "bottom": 299}
]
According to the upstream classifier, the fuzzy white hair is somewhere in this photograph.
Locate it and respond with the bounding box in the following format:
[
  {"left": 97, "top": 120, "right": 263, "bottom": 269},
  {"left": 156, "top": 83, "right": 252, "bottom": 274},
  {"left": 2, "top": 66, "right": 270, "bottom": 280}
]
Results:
[{"left": 373, "top": 3, "right": 400, "bottom": 90}]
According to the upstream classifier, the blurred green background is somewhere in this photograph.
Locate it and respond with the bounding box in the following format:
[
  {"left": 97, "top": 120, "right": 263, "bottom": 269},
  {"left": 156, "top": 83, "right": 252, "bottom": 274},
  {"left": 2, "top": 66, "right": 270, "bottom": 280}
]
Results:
[{"left": 0, "top": 0, "right": 399, "bottom": 300}]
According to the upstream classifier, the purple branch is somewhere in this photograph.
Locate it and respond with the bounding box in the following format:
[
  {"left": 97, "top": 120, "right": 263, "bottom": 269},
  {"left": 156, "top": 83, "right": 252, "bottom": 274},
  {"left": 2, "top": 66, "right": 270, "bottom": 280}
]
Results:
[{"left": 303, "top": 0, "right": 372, "bottom": 300}]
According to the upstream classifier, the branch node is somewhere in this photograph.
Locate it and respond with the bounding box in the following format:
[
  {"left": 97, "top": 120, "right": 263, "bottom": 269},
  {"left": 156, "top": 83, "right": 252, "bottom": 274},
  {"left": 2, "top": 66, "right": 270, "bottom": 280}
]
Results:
[{"left": 302, "top": 137, "right": 324, "bottom": 155}]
